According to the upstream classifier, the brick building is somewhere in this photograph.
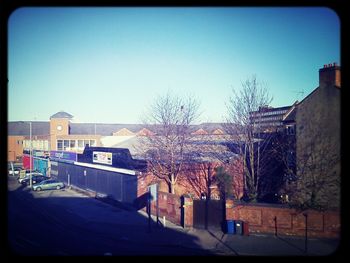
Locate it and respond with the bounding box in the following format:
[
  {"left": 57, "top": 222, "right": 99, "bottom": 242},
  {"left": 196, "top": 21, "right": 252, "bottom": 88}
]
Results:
[
  {"left": 293, "top": 63, "right": 341, "bottom": 209},
  {"left": 8, "top": 112, "right": 227, "bottom": 162}
]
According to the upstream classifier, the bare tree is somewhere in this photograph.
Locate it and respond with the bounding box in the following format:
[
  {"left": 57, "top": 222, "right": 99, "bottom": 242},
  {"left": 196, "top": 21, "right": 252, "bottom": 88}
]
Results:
[
  {"left": 139, "top": 91, "right": 200, "bottom": 194},
  {"left": 225, "top": 75, "right": 273, "bottom": 201},
  {"left": 177, "top": 136, "right": 242, "bottom": 200},
  {"left": 178, "top": 161, "right": 215, "bottom": 199},
  {"left": 292, "top": 128, "right": 340, "bottom": 210},
  {"left": 268, "top": 131, "right": 296, "bottom": 198}
]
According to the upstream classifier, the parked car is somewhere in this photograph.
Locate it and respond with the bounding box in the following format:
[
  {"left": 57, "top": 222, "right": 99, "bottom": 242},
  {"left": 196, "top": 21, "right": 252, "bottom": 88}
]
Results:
[
  {"left": 18, "top": 172, "right": 44, "bottom": 184},
  {"left": 32, "top": 179, "right": 65, "bottom": 191},
  {"left": 8, "top": 167, "right": 21, "bottom": 176},
  {"left": 21, "top": 175, "right": 48, "bottom": 185},
  {"left": 17, "top": 169, "right": 34, "bottom": 179}
]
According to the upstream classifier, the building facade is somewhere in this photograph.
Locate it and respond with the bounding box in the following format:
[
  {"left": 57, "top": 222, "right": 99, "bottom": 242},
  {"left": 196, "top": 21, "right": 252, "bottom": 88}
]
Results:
[
  {"left": 250, "top": 102, "right": 298, "bottom": 133},
  {"left": 294, "top": 63, "right": 341, "bottom": 209},
  {"left": 8, "top": 112, "right": 227, "bottom": 162}
]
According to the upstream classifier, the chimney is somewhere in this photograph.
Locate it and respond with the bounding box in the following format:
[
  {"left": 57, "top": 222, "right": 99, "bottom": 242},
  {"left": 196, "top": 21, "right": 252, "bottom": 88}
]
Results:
[{"left": 319, "top": 62, "right": 341, "bottom": 88}]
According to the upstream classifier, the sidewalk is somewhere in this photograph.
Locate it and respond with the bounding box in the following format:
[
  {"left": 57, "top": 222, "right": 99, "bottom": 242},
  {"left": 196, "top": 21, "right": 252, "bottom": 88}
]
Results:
[
  {"left": 202, "top": 229, "right": 340, "bottom": 256},
  {"left": 67, "top": 186, "right": 341, "bottom": 256},
  {"left": 138, "top": 212, "right": 340, "bottom": 256}
]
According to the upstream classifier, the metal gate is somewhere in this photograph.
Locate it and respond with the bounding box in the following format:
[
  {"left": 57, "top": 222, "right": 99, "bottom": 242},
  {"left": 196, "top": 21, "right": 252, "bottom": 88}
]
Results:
[{"left": 193, "top": 200, "right": 225, "bottom": 230}]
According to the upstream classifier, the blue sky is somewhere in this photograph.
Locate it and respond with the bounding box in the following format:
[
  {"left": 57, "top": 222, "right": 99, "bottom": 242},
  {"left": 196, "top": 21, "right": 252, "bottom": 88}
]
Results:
[{"left": 8, "top": 7, "right": 340, "bottom": 124}]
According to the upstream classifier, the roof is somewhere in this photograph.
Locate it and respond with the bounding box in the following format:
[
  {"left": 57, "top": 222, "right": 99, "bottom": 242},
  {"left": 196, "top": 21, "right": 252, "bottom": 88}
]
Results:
[
  {"left": 69, "top": 123, "right": 145, "bottom": 136},
  {"left": 8, "top": 122, "right": 50, "bottom": 136},
  {"left": 8, "top": 119, "right": 229, "bottom": 137},
  {"left": 193, "top": 123, "right": 226, "bottom": 134},
  {"left": 297, "top": 84, "right": 341, "bottom": 107},
  {"left": 113, "top": 128, "right": 135, "bottom": 136},
  {"left": 283, "top": 106, "right": 297, "bottom": 123},
  {"left": 111, "top": 134, "right": 241, "bottom": 162},
  {"left": 251, "top": 105, "right": 292, "bottom": 115},
  {"left": 111, "top": 136, "right": 144, "bottom": 157},
  {"left": 50, "top": 111, "right": 73, "bottom": 119}
]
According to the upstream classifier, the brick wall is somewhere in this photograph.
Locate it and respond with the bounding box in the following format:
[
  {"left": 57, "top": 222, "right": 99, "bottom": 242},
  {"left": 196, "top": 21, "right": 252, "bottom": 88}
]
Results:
[
  {"left": 149, "top": 191, "right": 182, "bottom": 226},
  {"left": 8, "top": 136, "right": 24, "bottom": 162},
  {"left": 137, "top": 158, "right": 244, "bottom": 200},
  {"left": 135, "top": 192, "right": 340, "bottom": 239},
  {"left": 226, "top": 200, "right": 340, "bottom": 238}
]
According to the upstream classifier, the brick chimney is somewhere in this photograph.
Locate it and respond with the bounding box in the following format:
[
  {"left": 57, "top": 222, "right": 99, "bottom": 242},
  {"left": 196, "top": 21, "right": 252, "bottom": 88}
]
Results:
[{"left": 319, "top": 62, "right": 341, "bottom": 88}]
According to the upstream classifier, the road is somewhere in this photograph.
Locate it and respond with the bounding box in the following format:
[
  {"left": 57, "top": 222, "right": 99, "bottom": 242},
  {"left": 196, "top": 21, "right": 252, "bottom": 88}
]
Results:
[{"left": 7, "top": 176, "right": 213, "bottom": 256}]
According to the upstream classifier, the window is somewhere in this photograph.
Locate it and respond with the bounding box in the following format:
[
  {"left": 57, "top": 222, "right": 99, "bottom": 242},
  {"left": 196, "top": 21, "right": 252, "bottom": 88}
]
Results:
[
  {"left": 90, "top": 140, "right": 96, "bottom": 146},
  {"left": 70, "top": 140, "right": 76, "bottom": 149},
  {"left": 44, "top": 141, "right": 49, "bottom": 151},
  {"left": 63, "top": 140, "right": 69, "bottom": 150},
  {"left": 286, "top": 125, "right": 295, "bottom": 135},
  {"left": 286, "top": 151, "right": 295, "bottom": 167},
  {"left": 84, "top": 140, "right": 90, "bottom": 147},
  {"left": 57, "top": 140, "right": 63, "bottom": 151},
  {"left": 78, "top": 140, "right": 84, "bottom": 148}
]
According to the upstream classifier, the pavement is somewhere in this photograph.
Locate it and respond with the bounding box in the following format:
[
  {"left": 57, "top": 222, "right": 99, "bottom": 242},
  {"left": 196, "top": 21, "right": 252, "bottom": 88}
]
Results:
[
  {"left": 9, "top": 177, "right": 342, "bottom": 257},
  {"left": 67, "top": 185, "right": 342, "bottom": 257},
  {"left": 129, "top": 209, "right": 342, "bottom": 256}
]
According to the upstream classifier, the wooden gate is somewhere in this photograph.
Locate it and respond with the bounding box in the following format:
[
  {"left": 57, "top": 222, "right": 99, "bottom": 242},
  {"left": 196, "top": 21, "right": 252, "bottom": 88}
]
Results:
[{"left": 193, "top": 199, "right": 225, "bottom": 230}]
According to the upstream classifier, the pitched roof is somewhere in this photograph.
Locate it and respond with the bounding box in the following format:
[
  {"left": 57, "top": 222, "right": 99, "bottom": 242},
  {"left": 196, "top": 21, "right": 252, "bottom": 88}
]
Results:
[
  {"left": 191, "top": 128, "right": 209, "bottom": 135},
  {"left": 113, "top": 128, "right": 135, "bottom": 136},
  {"left": 8, "top": 119, "right": 228, "bottom": 137},
  {"left": 212, "top": 128, "right": 224, "bottom": 135},
  {"left": 50, "top": 111, "right": 73, "bottom": 119},
  {"left": 137, "top": 128, "right": 155, "bottom": 136},
  {"left": 69, "top": 123, "right": 144, "bottom": 136},
  {"left": 283, "top": 105, "right": 297, "bottom": 123},
  {"left": 190, "top": 122, "right": 225, "bottom": 134},
  {"left": 8, "top": 122, "right": 50, "bottom": 136}
]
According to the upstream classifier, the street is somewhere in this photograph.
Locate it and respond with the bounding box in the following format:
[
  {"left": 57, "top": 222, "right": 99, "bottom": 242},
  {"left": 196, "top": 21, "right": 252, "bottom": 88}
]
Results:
[
  {"left": 7, "top": 176, "right": 213, "bottom": 256},
  {"left": 6, "top": 176, "right": 341, "bottom": 257}
]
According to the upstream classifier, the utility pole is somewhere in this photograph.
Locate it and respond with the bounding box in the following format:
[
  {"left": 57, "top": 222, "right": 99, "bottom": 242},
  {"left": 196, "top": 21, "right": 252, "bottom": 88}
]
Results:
[{"left": 29, "top": 121, "right": 32, "bottom": 188}]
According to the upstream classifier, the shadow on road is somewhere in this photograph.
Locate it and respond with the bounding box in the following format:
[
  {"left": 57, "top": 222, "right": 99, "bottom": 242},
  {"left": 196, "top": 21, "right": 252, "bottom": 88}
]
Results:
[
  {"left": 206, "top": 229, "right": 239, "bottom": 255},
  {"left": 7, "top": 177, "right": 213, "bottom": 256},
  {"left": 276, "top": 235, "right": 307, "bottom": 254}
]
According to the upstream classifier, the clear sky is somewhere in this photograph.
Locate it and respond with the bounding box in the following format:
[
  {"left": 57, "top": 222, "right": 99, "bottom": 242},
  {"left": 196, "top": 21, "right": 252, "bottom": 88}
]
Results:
[{"left": 8, "top": 7, "right": 340, "bottom": 124}]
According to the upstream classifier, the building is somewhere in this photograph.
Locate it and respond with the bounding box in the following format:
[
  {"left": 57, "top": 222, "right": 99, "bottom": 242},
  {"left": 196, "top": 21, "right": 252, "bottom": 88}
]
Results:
[
  {"left": 244, "top": 99, "right": 298, "bottom": 202},
  {"left": 49, "top": 111, "right": 101, "bottom": 152},
  {"left": 250, "top": 102, "right": 298, "bottom": 133},
  {"left": 293, "top": 63, "right": 341, "bottom": 209},
  {"left": 8, "top": 112, "right": 227, "bottom": 161}
]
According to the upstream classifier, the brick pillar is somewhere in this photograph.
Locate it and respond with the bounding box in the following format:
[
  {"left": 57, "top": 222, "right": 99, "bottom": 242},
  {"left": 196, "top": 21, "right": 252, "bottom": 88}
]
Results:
[
  {"left": 182, "top": 195, "right": 193, "bottom": 228},
  {"left": 225, "top": 199, "right": 235, "bottom": 220}
]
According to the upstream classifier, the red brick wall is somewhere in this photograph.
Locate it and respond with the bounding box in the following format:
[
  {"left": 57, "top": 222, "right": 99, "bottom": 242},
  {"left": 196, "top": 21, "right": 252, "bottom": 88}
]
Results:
[
  {"left": 138, "top": 159, "right": 244, "bottom": 200},
  {"left": 8, "top": 136, "right": 24, "bottom": 162},
  {"left": 149, "top": 191, "right": 182, "bottom": 226},
  {"left": 134, "top": 190, "right": 340, "bottom": 239},
  {"left": 226, "top": 200, "right": 340, "bottom": 238}
]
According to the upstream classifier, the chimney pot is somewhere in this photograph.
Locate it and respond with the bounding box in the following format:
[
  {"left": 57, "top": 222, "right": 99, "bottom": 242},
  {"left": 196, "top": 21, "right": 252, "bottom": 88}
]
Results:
[{"left": 319, "top": 62, "right": 341, "bottom": 87}]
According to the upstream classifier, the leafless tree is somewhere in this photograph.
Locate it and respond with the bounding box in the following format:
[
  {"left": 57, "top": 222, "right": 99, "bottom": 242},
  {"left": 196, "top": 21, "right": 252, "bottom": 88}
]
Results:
[
  {"left": 292, "top": 128, "right": 340, "bottom": 210},
  {"left": 178, "top": 161, "right": 215, "bottom": 200},
  {"left": 224, "top": 75, "right": 273, "bottom": 201},
  {"left": 268, "top": 131, "right": 296, "bottom": 196},
  {"left": 177, "top": 136, "right": 242, "bottom": 200},
  {"left": 139, "top": 91, "right": 200, "bottom": 194}
]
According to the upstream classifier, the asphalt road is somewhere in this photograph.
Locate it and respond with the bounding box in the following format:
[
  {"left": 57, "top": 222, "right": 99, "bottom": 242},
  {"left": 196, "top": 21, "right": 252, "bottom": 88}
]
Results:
[{"left": 7, "top": 176, "right": 212, "bottom": 256}]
